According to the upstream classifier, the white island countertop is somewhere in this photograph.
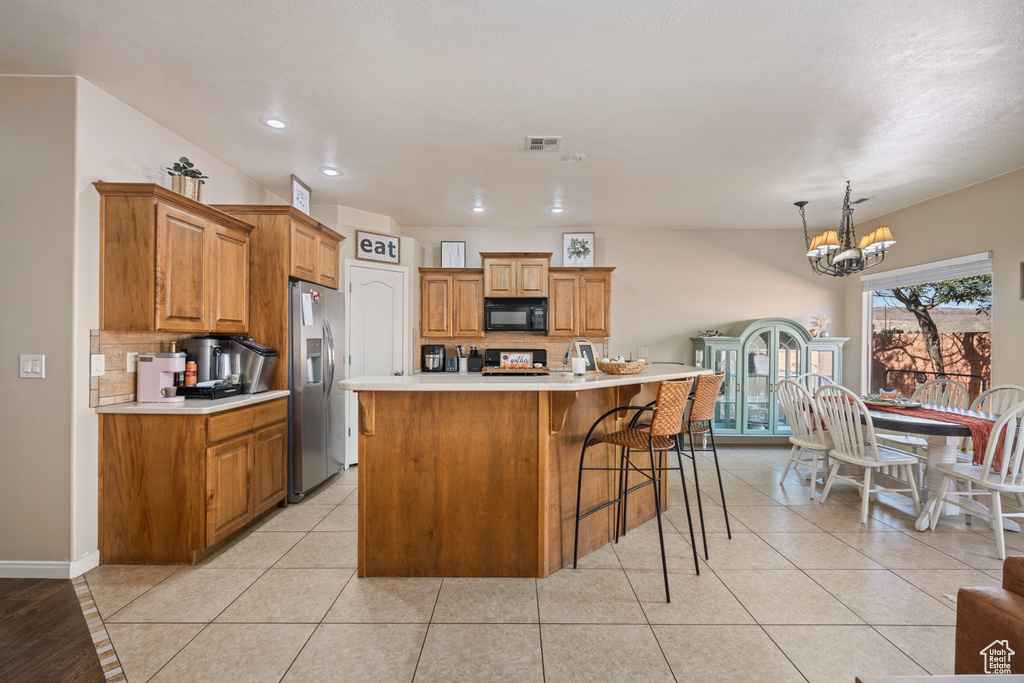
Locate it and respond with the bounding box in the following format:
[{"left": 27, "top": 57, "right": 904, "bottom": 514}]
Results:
[
  {"left": 95, "top": 390, "right": 291, "bottom": 415},
  {"left": 339, "top": 365, "right": 710, "bottom": 392}
]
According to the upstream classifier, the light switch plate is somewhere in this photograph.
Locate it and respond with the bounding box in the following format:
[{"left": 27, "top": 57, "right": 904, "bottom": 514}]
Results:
[
  {"left": 20, "top": 354, "right": 45, "bottom": 379},
  {"left": 638, "top": 347, "right": 649, "bottom": 359},
  {"left": 91, "top": 353, "right": 105, "bottom": 377},
  {"left": 126, "top": 352, "right": 139, "bottom": 373}
]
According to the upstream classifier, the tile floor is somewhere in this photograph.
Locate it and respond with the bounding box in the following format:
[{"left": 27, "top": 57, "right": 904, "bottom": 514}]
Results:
[{"left": 84, "top": 444, "right": 1022, "bottom": 682}]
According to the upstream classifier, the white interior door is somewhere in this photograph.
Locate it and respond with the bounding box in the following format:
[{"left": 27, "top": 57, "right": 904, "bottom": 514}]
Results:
[{"left": 344, "top": 260, "right": 409, "bottom": 467}]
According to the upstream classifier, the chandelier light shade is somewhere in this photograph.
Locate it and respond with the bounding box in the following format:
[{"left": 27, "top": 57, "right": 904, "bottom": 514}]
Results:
[{"left": 795, "top": 181, "right": 896, "bottom": 277}]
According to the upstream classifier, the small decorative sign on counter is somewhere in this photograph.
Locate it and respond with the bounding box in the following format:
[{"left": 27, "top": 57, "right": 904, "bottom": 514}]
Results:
[{"left": 356, "top": 230, "right": 401, "bottom": 263}]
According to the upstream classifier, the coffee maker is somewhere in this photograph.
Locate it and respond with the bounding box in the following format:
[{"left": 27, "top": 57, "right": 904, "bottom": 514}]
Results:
[
  {"left": 137, "top": 352, "right": 186, "bottom": 403},
  {"left": 421, "top": 344, "right": 446, "bottom": 372}
]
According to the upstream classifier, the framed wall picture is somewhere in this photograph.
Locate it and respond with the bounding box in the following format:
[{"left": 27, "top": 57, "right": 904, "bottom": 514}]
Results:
[
  {"left": 356, "top": 229, "right": 401, "bottom": 264},
  {"left": 441, "top": 241, "right": 467, "bottom": 268},
  {"left": 563, "top": 232, "right": 595, "bottom": 267},
  {"left": 291, "top": 175, "right": 311, "bottom": 215},
  {"left": 574, "top": 340, "right": 599, "bottom": 375}
]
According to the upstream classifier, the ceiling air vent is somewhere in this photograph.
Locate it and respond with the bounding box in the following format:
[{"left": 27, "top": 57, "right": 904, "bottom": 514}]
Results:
[{"left": 525, "top": 136, "right": 562, "bottom": 152}]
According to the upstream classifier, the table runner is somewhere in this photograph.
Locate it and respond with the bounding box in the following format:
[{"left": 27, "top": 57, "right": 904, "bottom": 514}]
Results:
[{"left": 870, "top": 405, "right": 1007, "bottom": 470}]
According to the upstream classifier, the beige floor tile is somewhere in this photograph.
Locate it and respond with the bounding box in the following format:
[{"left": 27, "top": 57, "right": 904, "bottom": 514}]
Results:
[
  {"left": 625, "top": 569, "right": 755, "bottom": 625},
  {"left": 431, "top": 578, "right": 538, "bottom": 623},
  {"left": 537, "top": 568, "right": 646, "bottom": 624},
  {"left": 767, "top": 625, "right": 928, "bottom": 682},
  {"left": 664, "top": 501, "right": 748, "bottom": 535},
  {"left": 150, "top": 623, "right": 314, "bottom": 682},
  {"left": 654, "top": 625, "right": 804, "bottom": 682},
  {"left": 861, "top": 502, "right": 926, "bottom": 532},
  {"left": 283, "top": 623, "right": 426, "bottom": 682},
  {"left": 254, "top": 504, "right": 335, "bottom": 532},
  {"left": 755, "top": 483, "right": 848, "bottom": 506},
  {"left": 789, "top": 504, "right": 901, "bottom": 532},
  {"left": 313, "top": 504, "right": 358, "bottom": 531},
  {"left": 324, "top": 576, "right": 442, "bottom": 623},
  {"left": 702, "top": 532, "right": 795, "bottom": 570},
  {"left": 912, "top": 528, "right": 1018, "bottom": 569},
  {"left": 105, "top": 567, "right": 263, "bottom": 623},
  {"left": 274, "top": 531, "right": 358, "bottom": 568},
  {"left": 83, "top": 564, "right": 181, "bottom": 619},
  {"left": 341, "top": 488, "right": 358, "bottom": 505},
  {"left": 414, "top": 623, "right": 543, "bottom": 682},
  {"left": 727, "top": 505, "right": 824, "bottom": 533},
  {"left": 216, "top": 568, "right": 353, "bottom": 623},
  {"left": 201, "top": 531, "right": 305, "bottom": 568},
  {"left": 611, "top": 526, "right": 704, "bottom": 573},
  {"left": 805, "top": 570, "right": 956, "bottom": 625},
  {"left": 304, "top": 482, "right": 357, "bottom": 506},
  {"left": 759, "top": 532, "right": 883, "bottom": 569},
  {"left": 105, "top": 623, "right": 204, "bottom": 682},
  {"left": 541, "top": 624, "right": 674, "bottom": 682},
  {"left": 711, "top": 484, "right": 784, "bottom": 506},
  {"left": 573, "top": 542, "right": 622, "bottom": 569},
  {"left": 892, "top": 568, "right": 1001, "bottom": 603},
  {"left": 874, "top": 625, "right": 956, "bottom": 675},
  {"left": 715, "top": 570, "right": 862, "bottom": 625},
  {"left": 729, "top": 467, "right": 804, "bottom": 487},
  {"left": 831, "top": 532, "right": 971, "bottom": 569}
]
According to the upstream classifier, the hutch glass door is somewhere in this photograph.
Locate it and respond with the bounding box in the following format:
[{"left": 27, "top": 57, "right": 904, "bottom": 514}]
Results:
[{"left": 743, "top": 327, "right": 802, "bottom": 434}]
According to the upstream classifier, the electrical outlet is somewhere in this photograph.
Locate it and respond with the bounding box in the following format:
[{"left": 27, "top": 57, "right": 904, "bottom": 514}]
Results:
[
  {"left": 638, "top": 346, "right": 649, "bottom": 359},
  {"left": 126, "top": 352, "right": 139, "bottom": 373},
  {"left": 91, "top": 353, "right": 105, "bottom": 377},
  {"left": 19, "top": 354, "right": 45, "bottom": 379}
]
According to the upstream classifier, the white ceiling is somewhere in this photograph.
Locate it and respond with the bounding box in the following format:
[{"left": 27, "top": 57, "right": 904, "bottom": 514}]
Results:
[{"left": 3, "top": 1, "right": 1023, "bottom": 230}]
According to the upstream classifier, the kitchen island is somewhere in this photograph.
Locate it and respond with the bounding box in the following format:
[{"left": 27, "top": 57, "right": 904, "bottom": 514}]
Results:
[{"left": 339, "top": 366, "right": 710, "bottom": 578}]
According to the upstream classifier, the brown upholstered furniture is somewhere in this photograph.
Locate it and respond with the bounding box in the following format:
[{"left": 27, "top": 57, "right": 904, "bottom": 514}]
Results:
[{"left": 955, "top": 556, "right": 1024, "bottom": 674}]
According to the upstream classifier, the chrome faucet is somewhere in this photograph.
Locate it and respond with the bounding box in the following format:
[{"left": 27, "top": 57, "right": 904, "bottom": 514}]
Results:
[{"left": 561, "top": 337, "right": 592, "bottom": 367}]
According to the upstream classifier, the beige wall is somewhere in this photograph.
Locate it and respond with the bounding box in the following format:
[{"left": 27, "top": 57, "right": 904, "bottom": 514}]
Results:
[
  {"left": 842, "top": 168, "right": 1024, "bottom": 392},
  {"left": 404, "top": 226, "right": 845, "bottom": 363},
  {"left": 0, "top": 76, "right": 78, "bottom": 567}
]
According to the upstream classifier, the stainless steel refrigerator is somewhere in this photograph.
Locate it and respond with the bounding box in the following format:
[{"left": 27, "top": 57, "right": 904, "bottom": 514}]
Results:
[{"left": 288, "top": 279, "right": 345, "bottom": 502}]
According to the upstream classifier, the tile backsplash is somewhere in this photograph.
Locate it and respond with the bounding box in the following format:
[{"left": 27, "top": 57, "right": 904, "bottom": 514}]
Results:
[{"left": 90, "top": 329, "right": 194, "bottom": 407}]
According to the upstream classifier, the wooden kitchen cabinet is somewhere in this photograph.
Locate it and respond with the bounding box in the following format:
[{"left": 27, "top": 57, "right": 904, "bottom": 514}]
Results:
[
  {"left": 481, "top": 252, "right": 551, "bottom": 297},
  {"left": 419, "top": 269, "right": 484, "bottom": 338},
  {"left": 96, "top": 183, "right": 253, "bottom": 333},
  {"left": 99, "top": 397, "right": 288, "bottom": 564},
  {"left": 547, "top": 267, "right": 614, "bottom": 337},
  {"left": 211, "top": 205, "right": 345, "bottom": 391}
]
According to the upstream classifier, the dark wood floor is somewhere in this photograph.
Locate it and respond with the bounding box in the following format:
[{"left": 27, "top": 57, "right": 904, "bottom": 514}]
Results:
[{"left": 0, "top": 578, "right": 106, "bottom": 683}]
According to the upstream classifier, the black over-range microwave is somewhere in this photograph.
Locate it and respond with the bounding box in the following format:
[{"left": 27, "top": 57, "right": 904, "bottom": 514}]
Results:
[{"left": 484, "top": 298, "right": 548, "bottom": 332}]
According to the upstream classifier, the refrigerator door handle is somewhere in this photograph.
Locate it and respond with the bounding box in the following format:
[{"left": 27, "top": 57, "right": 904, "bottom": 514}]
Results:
[{"left": 323, "top": 319, "right": 335, "bottom": 400}]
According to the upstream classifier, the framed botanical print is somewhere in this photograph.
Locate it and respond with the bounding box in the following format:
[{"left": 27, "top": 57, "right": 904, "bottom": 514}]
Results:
[{"left": 563, "top": 232, "right": 595, "bottom": 267}]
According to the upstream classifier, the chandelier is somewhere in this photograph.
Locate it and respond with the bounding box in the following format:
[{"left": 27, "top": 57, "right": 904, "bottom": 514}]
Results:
[{"left": 795, "top": 181, "right": 895, "bottom": 277}]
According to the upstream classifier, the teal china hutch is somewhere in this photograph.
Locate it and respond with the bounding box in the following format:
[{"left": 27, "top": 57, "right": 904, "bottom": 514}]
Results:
[{"left": 690, "top": 317, "right": 847, "bottom": 436}]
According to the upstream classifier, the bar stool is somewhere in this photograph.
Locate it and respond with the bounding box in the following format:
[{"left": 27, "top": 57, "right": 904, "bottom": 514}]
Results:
[
  {"left": 572, "top": 379, "right": 697, "bottom": 603},
  {"left": 678, "top": 373, "right": 731, "bottom": 538}
]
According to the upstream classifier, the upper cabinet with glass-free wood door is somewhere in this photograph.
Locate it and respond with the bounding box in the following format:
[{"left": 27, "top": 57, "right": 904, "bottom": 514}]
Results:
[
  {"left": 96, "top": 183, "right": 253, "bottom": 333},
  {"left": 481, "top": 252, "right": 552, "bottom": 297},
  {"left": 419, "top": 269, "right": 485, "bottom": 338},
  {"left": 547, "top": 267, "right": 614, "bottom": 337}
]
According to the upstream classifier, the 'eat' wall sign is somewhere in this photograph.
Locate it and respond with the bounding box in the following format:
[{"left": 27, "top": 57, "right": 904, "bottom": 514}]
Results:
[{"left": 355, "top": 230, "right": 400, "bottom": 264}]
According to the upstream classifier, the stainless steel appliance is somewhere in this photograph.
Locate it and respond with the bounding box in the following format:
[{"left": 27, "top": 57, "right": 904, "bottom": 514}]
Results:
[
  {"left": 421, "top": 344, "right": 446, "bottom": 372},
  {"left": 181, "top": 337, "right": 221, "bottom": 384},
  {"left": 483, "top": 298, "right": 548, "bottom": 332},
  {"left": 289, "top": 280, "right": 345, "bottom": 502},
  {"left": 210, "top": 335, "right": 279, "bottom": 394}
]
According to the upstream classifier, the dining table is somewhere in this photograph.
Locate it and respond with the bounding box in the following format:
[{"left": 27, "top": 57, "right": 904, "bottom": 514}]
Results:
[{"left": 865, "top": 402, "right": 1010, "bottom": 532}]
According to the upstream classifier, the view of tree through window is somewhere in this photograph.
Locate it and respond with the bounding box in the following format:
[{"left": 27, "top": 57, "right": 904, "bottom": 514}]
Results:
[{"left": 870, "top": 274, "right": 992, "bottom": 401}]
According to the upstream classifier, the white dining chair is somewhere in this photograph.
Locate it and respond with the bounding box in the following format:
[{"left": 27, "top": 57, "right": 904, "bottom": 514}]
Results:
[
  {"left": 777, "top": 379, "right": 832, "bottom": 498},
  {"left": 961, "top": 385, "right": 1024, "bottom": 508},
  {"left": 815, "top": 384, "right": 922, "bottom": 524},
  {"left": 877, "top": 378, "right": 970, "bottom": 461},
  {"left": 796, "top": 372, "right": 834, "bottom": 393},
  {"left": 929, "top": 400, "right": 1024, "bottom": 559}
]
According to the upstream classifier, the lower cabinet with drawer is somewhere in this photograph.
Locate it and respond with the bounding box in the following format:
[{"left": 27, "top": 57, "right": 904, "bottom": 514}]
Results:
[{"left": 99, "top": 398, "right": 288, "bottom": 564}]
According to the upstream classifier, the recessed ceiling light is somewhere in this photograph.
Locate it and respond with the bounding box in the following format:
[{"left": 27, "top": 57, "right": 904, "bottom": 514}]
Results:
[
  {"left": 472, "top": 206, "right": 485, "bottom": 213},
  {"left": 263, "top": 118, "right": 287, "bottom": 129},
  {"left": 549, "top": 207, "right": 565, "bottom": 214},
  {"left": 319, "top": 166, "right": 342, "bottom": 177},
  {"left": 561, "top": 153, "right": 586, "bottom": 164}
]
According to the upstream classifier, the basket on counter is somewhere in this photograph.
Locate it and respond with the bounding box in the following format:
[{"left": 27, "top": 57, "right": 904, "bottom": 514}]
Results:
[{"left": 596, "top": 360, "right": 650, "bottom": 375}]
